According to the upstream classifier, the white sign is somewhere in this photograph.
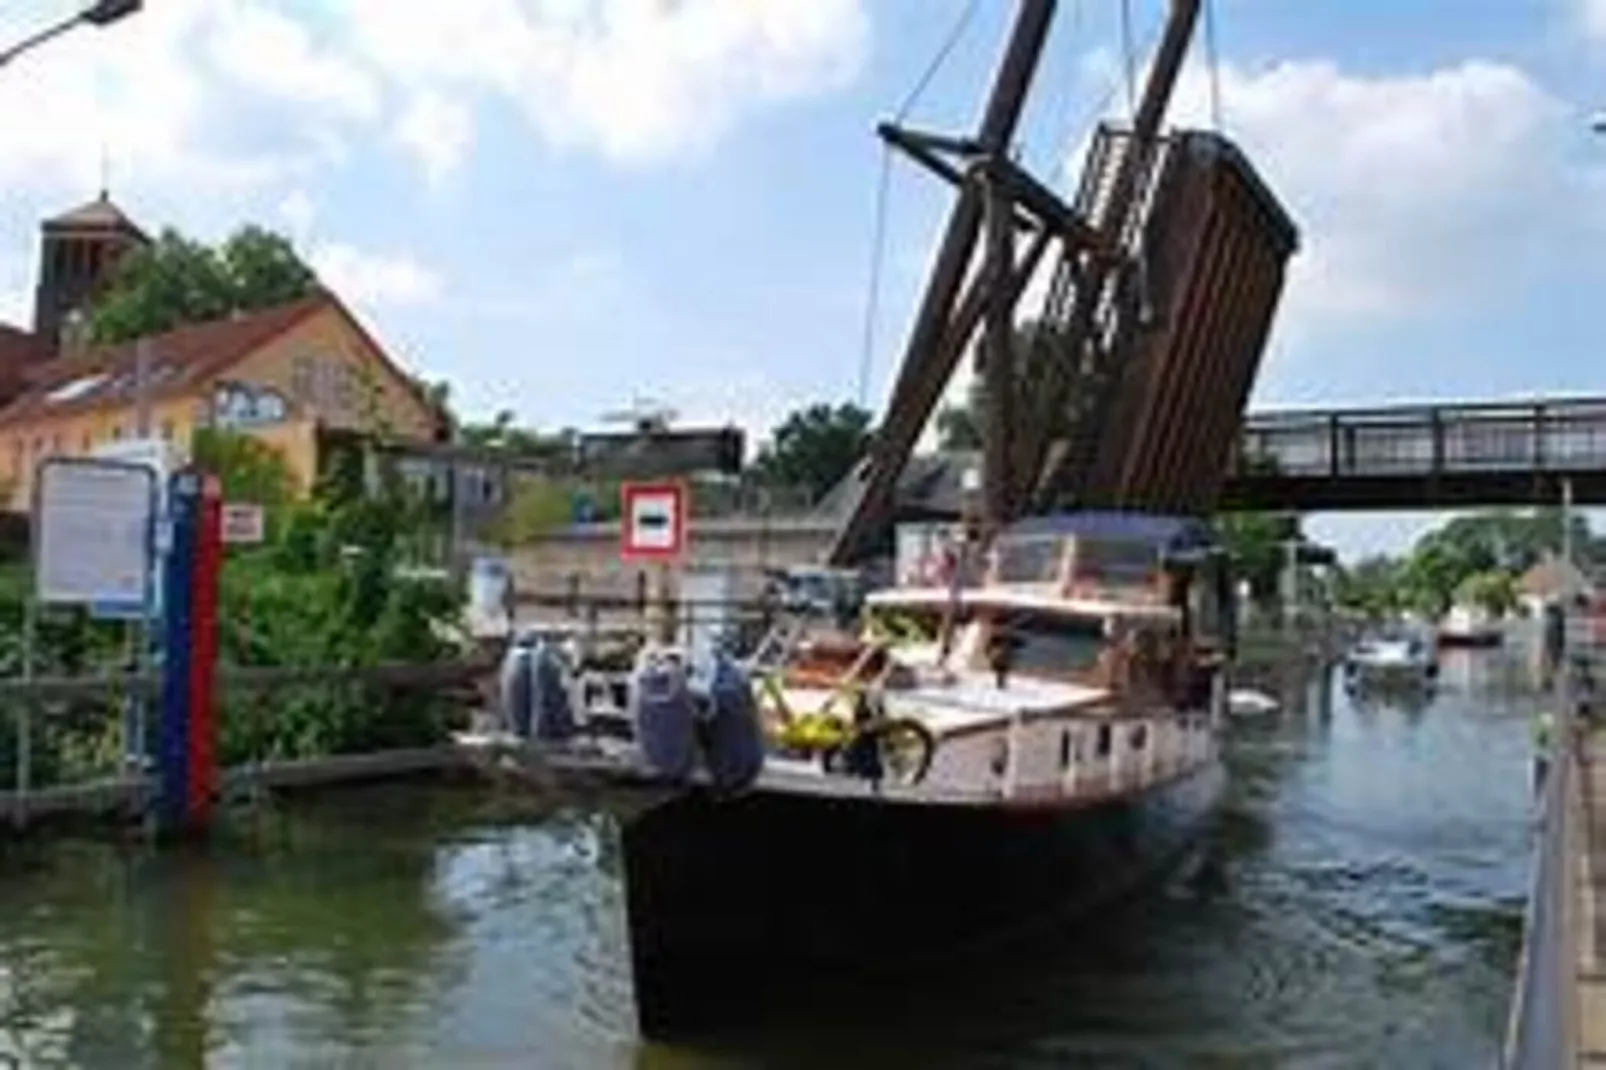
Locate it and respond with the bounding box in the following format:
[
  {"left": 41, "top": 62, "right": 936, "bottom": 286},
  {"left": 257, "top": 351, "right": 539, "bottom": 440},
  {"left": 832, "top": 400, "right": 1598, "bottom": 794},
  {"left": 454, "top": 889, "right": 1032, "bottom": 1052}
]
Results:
[
  {"left": 34, "top": 460, "right": 155, "bottom": 608},
  {"left": 621, "top": 482, "right": 686, "bottom": 560},
  {"left": 221, "top": 503, "right": 265, "bottom": 544}
]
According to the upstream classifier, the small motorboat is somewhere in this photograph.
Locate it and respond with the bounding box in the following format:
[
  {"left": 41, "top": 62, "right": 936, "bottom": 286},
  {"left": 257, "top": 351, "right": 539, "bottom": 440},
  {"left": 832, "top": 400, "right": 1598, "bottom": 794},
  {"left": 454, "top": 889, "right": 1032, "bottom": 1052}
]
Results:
[
  {"left": 1227, "top": 688, "right": 1280, "bottom": 717},
  {"left": 1344, "top": 633, "right": 1438, "bottom": 685}
]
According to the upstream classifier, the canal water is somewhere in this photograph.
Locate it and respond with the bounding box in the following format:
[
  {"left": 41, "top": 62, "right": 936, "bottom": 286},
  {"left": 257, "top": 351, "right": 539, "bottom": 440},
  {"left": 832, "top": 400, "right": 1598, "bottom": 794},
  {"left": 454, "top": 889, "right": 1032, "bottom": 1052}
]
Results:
[{"left": 0, "top": 650, "right": 1539, "bottom": 1069}]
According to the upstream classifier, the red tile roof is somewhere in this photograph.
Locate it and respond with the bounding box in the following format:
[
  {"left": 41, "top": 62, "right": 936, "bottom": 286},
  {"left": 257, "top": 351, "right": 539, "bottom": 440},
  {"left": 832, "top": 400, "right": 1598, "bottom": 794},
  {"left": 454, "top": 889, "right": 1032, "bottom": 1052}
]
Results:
[
  {"left": 0, "top": 290, "right": 447, "bottom": 439},
  {"left": 44, "top": 193, "right": 148, "bottom": 239},
  {"left": 0, "top": 325, "right": 54, "bottom": 408},
  {"left": 0, "top": 294, "right": 328, "bottom": 425}
]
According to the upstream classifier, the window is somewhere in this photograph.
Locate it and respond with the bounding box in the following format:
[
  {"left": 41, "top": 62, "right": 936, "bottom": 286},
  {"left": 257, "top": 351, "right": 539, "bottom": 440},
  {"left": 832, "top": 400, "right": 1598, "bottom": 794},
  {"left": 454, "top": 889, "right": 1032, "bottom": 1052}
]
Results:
[
  {"left": 80, "top": 433, "right": 91, "bottom": 451},
  {"left": 160, "top": 421, "right": 174, "bottom": 441},
  {"left": 334, "top": 363, "right": 356, "bottom": 409},
  {"left": 110, "top": 425, "right": 122, "bottom": 441},
  {"left": 1001, "top": 611, "right": 1106, "bottom": 678},
  {"left": 1095, "top": 724, "right": 1112, "bottom": 758},
  {"left": 291, "top": 355, "right": 314, "bottom": 401}
]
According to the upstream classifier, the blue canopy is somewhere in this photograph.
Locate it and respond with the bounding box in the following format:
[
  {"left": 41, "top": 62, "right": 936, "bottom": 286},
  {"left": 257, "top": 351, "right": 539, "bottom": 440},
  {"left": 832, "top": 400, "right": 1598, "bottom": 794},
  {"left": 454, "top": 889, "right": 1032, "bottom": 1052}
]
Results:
[{"left": 1004, "top": 511, "right": 1218, "bottom": 555}]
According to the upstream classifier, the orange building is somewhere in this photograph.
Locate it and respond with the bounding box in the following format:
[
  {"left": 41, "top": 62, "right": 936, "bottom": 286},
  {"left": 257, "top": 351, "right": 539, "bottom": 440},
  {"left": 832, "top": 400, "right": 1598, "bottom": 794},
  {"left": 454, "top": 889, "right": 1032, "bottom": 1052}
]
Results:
[{"left": 0, "top": 289, "right": 445, "bottom": 508}]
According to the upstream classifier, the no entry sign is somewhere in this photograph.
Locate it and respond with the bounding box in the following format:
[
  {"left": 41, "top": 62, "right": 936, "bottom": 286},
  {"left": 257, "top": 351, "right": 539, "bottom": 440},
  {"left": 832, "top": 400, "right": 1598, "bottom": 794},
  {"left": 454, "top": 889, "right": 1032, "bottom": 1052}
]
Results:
[{"left": 620, "top": 481, "right": 687, "bottom": 561}]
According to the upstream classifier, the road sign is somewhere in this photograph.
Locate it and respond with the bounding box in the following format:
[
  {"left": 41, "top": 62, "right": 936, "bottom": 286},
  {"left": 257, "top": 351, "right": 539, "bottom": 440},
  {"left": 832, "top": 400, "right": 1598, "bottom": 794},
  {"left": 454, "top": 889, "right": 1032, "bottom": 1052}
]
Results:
[
  {"left": 220, "top": 502, "right": 265, "bottom": 544},
  {"left": 620, "top": 481, "right": 687, "bottom": 561},
  {"left": 33, "top": 457, "right": 156, "bottom": 611}
]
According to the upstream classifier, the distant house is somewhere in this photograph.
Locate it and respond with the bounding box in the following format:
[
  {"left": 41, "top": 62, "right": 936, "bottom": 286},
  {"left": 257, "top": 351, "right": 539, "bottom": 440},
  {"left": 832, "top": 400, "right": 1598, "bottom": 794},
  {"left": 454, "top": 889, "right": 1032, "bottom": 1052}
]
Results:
[{"left": 1517, "top": 552, "right": 1594, "bottom": 617}]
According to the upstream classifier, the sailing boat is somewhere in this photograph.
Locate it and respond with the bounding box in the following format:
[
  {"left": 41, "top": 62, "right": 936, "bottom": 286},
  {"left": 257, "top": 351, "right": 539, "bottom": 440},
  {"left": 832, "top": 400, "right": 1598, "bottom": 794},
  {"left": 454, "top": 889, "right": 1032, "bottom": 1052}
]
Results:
[{"left": 460, "top": 0, "right": 1297, "bottom": 1038}]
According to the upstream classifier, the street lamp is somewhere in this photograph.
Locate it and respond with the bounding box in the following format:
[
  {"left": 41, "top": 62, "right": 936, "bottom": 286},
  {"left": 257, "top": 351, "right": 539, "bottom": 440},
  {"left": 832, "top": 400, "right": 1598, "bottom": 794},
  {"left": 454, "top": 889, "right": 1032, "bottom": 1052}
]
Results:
[{"left": 0, "top": 0, "right": 141, "bottom": 70}]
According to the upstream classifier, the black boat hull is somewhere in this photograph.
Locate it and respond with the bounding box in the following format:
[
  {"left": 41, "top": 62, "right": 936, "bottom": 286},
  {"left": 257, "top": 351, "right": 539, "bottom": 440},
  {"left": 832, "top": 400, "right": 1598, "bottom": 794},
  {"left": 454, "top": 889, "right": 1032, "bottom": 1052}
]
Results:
[{"left": 619, "top": 760, "right": 1225, "bottom": 1037}]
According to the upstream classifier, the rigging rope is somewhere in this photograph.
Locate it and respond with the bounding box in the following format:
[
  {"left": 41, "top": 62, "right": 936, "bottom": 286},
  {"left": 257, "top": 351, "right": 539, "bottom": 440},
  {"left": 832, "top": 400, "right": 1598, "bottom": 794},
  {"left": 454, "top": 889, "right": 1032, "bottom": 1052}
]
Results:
[
  {"left": 1119, "top": 0, "right": 1138, "bottom": 120},
  {"left": 856, "top": 0, "right": 983, "bottom": 409},
  {"left": 1204, "top": 0, "right": 1224, "bottom": 132}
]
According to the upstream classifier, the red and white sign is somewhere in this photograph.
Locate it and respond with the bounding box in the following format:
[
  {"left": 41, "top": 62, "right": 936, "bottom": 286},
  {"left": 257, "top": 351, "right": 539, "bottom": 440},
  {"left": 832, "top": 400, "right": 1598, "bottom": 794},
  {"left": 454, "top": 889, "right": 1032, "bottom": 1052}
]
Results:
[
  {"left": 220, "top": 502, "right": 265, "bottom": 545},
  {"left": 620, "top": 481, "right": 687, "bottom": 561}
]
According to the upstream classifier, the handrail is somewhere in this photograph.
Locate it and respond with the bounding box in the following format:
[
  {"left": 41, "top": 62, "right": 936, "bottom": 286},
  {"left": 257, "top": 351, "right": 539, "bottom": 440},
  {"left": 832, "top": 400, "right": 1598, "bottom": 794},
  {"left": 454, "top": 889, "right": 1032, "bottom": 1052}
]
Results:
[{"left": 1234, "top": 401, "right": 1606, "bottom": 479}]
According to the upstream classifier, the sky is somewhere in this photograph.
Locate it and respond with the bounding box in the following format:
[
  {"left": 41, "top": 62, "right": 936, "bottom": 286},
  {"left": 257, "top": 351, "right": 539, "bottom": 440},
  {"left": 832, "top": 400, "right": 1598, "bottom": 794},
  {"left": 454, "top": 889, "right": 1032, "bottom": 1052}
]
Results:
[{"left": 0, "top": 0, "right": 1604, "bottom": 561}]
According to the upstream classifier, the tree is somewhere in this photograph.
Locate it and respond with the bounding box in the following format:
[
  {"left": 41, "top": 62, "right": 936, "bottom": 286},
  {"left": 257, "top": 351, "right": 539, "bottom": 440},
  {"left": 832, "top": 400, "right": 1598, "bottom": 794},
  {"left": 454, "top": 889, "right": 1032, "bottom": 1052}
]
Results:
[
  {"left": 88, "top": 225, "right": 318, "bottom": 344},
  {"left": 1456, "top": 569, "right": 1518, "bottom": 619},
  {"left": 750, "top": 402, "right": 872, "bottom": 502},
  {"left": 191, "top": 427, "right": 298, "bottom": 517},
  {"left": 1333, "top": 555, "right": 1406, "bottom": 620},
  {"left": 933, "top": 321, "right": 1073, "bottom": 454},
  {"left": 1212, "top": 511, "right": 1299, "bottom": 607}
]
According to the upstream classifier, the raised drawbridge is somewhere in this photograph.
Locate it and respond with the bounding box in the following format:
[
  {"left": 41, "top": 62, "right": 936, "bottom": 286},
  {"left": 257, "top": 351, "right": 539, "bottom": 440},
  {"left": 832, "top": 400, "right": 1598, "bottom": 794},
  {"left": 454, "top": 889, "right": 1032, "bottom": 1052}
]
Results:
[{"left": 828, "top": 0, "right": 1299, "bottom": 566}]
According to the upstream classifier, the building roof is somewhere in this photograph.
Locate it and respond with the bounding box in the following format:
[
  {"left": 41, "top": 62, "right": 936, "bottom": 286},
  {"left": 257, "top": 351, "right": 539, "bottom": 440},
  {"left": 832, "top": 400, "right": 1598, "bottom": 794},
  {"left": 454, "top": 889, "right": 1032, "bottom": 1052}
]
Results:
[
  {"left": 0, "top": 325, "right": 53, "bottom": 407},
  {"left": 43, "top": 192, "right": 147, "bottom": 239},
  {"left": 1518, "top": 552, "right": 1591, "bottom": 600},
  {"left": 0, "top": 290, "right": 441, "bottom": 434}
]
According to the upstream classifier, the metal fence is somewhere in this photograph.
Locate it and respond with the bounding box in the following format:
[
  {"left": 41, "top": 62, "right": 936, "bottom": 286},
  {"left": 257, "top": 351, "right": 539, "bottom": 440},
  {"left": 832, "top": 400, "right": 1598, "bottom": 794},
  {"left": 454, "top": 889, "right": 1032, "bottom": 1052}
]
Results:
[
  {"left": 1, "top": 659, "right": 492, "bottom": 827},
  {"left": 1501, "top": 605, "right": 1599, "bottom": 1068}
]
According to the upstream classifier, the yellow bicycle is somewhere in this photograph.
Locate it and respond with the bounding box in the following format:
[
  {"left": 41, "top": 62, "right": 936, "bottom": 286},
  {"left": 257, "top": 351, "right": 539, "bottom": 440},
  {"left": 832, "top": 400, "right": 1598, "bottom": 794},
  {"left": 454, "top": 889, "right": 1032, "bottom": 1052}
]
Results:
[{"left": 755, "top": 642, "right": 936, "bottom": 786}]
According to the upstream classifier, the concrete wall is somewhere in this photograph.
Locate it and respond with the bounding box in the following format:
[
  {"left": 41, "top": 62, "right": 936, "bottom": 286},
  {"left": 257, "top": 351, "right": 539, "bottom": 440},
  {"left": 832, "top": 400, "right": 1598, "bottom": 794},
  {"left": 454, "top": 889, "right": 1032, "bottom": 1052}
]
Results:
[{"left": 506, "top": 516, "right": 836, "bottom": 602}]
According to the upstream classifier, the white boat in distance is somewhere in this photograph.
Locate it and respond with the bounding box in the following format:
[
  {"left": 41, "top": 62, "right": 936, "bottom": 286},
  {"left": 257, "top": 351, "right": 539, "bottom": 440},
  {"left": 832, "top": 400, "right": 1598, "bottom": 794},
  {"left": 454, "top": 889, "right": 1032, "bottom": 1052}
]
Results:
[{"left": 1344, "top": 633, "right": 1438, "bottom": 683}]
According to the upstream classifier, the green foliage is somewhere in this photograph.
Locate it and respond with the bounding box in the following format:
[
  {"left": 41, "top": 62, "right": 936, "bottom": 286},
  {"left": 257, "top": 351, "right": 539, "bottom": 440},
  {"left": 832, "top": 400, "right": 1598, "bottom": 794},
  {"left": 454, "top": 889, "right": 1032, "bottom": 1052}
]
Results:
[
  {"left": 750, "top": 402, "right": 872, "bottom": 502},
  {"left": 1456, "top": 569, "right": 1519, "bottom": 619},
  {"left": 1331, "top": 508, "right": 1591, "bottom": 622},
  {"left": 493, "top": 476, "right": 574, "bottom": 546},
  {"left": 88, "top": 225, "right": 317, "bottom": 344},
  {"left": 1212, "top": 511, "right": 1299, "bottom": 606},
  {"left": 217, "top": 488, "right": 464, "bottom": 762},
  {"left": 933, "top": 321, "right": 1077, "bottom": 453},
  {"left": 1333, "top": 555, "right": 1406, "bottom": 621},
  {"left": 191, "top": 427, "right": 297, "bottom": 516},
  {"left": 0, "top": 481, "right": 467, "bottom": 789}
]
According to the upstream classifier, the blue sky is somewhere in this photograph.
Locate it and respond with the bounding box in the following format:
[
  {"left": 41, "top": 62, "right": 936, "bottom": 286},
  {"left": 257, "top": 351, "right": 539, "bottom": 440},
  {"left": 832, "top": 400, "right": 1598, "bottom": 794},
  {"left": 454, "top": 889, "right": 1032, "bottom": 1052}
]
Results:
[{"left": 1, "top": 0, "right": 1604, "bottom": 560}]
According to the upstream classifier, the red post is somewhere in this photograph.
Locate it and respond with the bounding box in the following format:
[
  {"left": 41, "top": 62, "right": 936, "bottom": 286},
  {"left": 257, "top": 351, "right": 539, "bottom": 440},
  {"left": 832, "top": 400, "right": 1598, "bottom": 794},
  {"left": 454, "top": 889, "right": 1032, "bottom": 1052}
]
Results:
[{"left": 186, "top": 474, "right": 222, "bottom": 829}]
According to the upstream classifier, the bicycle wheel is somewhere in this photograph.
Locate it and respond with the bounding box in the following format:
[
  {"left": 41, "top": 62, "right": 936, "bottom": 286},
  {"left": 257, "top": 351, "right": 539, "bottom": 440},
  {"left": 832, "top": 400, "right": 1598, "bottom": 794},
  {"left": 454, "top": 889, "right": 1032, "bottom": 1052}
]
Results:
[{"left": 829, "top": 717, "right": 934, "bottom": 786}]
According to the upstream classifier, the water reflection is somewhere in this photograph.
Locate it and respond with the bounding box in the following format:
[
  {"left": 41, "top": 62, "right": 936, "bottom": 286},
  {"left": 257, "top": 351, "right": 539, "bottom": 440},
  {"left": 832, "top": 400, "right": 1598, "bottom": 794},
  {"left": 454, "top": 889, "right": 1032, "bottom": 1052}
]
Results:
[{"left": 0, "top": 649, "right": 1537, "bottom": 1068}]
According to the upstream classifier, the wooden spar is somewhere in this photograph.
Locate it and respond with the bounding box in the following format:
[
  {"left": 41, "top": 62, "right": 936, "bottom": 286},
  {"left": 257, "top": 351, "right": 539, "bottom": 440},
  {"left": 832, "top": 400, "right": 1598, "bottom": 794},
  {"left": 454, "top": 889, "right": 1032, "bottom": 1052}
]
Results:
[{"left": 827, "top": 0, "right": 1057, "bottom": 567}]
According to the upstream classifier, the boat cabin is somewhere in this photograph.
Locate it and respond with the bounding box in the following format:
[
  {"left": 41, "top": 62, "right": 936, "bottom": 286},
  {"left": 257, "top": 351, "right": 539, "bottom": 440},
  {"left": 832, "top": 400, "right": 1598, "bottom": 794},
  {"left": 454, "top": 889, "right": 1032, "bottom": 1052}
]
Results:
[{"left": 864, "top": 512, "right": 1234, "bottom": 712}]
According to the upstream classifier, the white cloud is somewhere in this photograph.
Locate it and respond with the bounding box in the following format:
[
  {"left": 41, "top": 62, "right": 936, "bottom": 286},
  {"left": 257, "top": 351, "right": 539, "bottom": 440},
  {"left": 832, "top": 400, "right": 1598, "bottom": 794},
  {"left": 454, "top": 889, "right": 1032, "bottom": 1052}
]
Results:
[
  {"left": 203, "top": 1, "right": 380, "bottom": 122},
  {"left": 337, "top": 0, "right": 870, "bottom": 164},
  {"left": 1584, "top": 0, "right": 1606, "bottom": 39},
  {"left": 394, "top": 92, "right": 474, "bottom": 184},
  {"left": 1159, "top": 57, "right": 1573, "bottom": 330},
  {"left": 309, "top": 243, "right": 444, "bottom": 309}
]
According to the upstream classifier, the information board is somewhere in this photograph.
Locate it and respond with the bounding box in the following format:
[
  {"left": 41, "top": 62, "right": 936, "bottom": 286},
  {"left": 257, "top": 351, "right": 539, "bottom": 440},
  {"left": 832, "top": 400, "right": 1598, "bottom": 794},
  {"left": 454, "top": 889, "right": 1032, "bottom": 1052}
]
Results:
[
  {"left": 34, "top": 458, "right": 156, "bottom": 612},
  {"left": 220, "top": 503, "right": 265, "bottom": 544}
]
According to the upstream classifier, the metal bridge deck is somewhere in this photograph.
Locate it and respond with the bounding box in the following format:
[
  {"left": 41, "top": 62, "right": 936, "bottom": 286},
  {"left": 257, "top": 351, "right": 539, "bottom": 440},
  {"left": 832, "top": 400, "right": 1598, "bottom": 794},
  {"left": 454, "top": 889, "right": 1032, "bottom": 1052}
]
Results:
[{"left": 1226, "top": 397, "right": 1606, "bottom": 510}]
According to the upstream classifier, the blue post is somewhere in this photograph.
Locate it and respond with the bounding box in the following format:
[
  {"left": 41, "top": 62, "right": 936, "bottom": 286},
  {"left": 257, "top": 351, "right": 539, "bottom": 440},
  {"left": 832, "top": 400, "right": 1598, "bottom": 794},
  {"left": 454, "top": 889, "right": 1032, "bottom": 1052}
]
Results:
[{"left": 156, "top": 471, "right": 200, "bottom": 831}]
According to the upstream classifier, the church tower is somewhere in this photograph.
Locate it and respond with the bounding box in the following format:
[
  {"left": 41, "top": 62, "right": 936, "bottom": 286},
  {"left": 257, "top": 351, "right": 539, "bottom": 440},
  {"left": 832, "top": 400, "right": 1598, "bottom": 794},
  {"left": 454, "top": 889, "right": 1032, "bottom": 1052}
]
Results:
[{"left": 31, "top": 191, "right": 149, "bottom": 350}]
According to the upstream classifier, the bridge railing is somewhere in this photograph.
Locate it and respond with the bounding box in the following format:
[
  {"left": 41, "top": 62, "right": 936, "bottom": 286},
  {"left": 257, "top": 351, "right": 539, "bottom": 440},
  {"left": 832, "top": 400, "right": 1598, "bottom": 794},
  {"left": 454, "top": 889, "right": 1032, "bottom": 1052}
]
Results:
[{"left": 1234, "top": 399, "right": 1606, "bottom": 479}]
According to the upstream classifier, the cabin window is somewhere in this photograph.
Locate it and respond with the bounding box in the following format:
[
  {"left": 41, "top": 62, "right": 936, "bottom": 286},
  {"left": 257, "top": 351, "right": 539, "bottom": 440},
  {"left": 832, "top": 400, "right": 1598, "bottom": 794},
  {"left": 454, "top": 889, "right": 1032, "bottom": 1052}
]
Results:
[
  {"left": 992, "top": 536, "right": 1063, "bottom": 584},
  {"left": 1130, "top": 724, "right": 1148, "bottom": 751},
  {"left": 1059, "top": 730, "right": 1073, "bottom": 770},
  {"left": 999, "top": 611, "right": 1105, "bottom": 678},
  {"left": 1095, "top": 723, "right": 1112, "bottom": 757}
]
